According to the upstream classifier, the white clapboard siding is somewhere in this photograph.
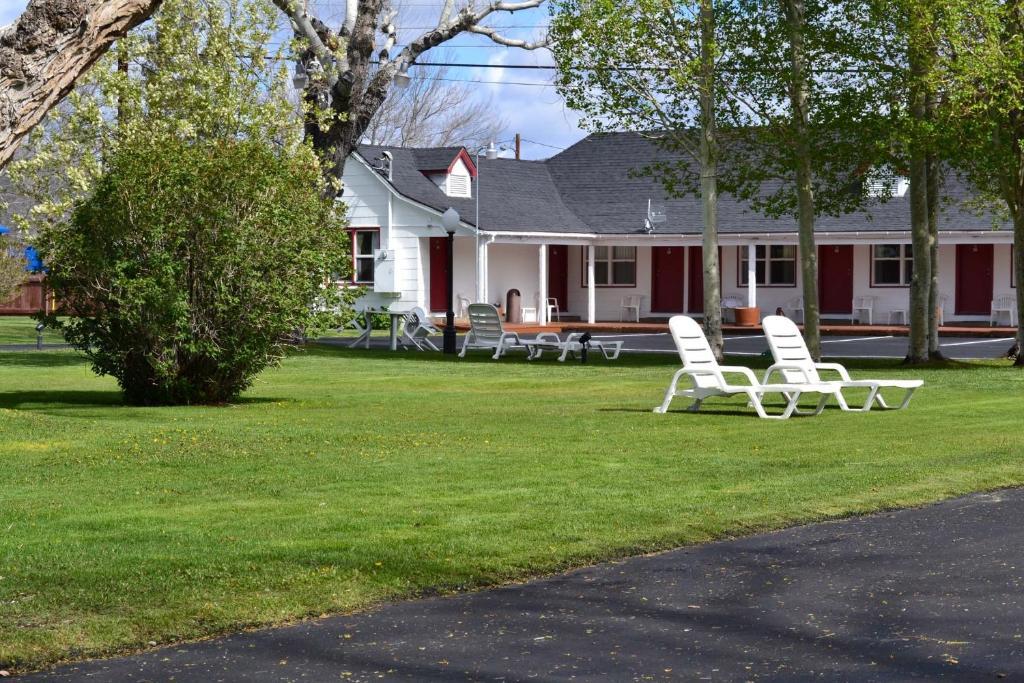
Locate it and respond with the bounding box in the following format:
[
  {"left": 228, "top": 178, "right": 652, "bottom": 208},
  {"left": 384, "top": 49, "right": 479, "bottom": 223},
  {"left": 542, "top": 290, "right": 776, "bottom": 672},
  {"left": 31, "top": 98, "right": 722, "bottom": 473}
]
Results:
[{"left": 341, "top": 160, "right": 390, "bottom": 227}]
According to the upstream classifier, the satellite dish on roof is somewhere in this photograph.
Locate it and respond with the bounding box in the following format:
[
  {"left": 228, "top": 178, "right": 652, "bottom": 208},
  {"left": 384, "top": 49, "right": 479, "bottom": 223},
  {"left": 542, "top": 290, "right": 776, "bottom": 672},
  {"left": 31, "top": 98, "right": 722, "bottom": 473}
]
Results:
[{"left": 645, "top": 199, "right": 666, "bottom": 233}]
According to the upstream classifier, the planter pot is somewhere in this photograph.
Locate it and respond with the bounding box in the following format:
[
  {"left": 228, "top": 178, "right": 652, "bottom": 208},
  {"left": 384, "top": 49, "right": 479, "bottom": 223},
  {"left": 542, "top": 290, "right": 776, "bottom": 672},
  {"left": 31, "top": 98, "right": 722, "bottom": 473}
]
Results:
[{"left": 734, "top": 306, "right": 760, "bottom": 327}]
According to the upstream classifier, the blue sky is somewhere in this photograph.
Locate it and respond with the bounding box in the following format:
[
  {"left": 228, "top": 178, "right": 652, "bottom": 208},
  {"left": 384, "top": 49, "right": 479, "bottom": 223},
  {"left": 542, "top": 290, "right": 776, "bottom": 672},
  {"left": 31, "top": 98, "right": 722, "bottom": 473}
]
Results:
[{"left": 1, "top": 1, "right": 586, "bottom": 159}]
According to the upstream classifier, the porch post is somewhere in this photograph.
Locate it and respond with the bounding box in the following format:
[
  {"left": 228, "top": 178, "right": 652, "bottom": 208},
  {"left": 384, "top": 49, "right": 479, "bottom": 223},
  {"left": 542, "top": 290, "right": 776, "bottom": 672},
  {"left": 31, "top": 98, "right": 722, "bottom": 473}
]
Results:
[
  {"left": 587, "top": 244, "right": 597, "bottom": 324},
  {"left": 538, "top": 244, "right": 549, "bottom": 325},
  {"left": 476, "top": 238, "right": 487, "bottom": 303},
  {"left": 746, "top": 243, "right": 757, "bottom": 308}
]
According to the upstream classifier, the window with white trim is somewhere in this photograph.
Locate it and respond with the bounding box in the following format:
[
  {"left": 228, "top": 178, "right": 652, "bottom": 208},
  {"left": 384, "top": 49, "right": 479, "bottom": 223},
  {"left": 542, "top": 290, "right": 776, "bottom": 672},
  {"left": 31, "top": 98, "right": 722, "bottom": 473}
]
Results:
[
  {"left": 352, "top": 230, "right": 379, "bottom": 283},
  {"left": 871, "top": 244, "right": 913, "bottom": 286},
  {"left": 739, "top": 245, "right": 796, "bottom": 286},
  {"left": 584, "top": 246, "right": 637, "bottom": 287}
]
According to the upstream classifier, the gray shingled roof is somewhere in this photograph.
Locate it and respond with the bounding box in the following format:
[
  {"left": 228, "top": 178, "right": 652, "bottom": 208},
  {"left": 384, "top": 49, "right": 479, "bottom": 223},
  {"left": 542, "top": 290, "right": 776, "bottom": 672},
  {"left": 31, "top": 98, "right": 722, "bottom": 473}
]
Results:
[{"left": 358, "top": 134, "right": 1009, "bottom": 235}]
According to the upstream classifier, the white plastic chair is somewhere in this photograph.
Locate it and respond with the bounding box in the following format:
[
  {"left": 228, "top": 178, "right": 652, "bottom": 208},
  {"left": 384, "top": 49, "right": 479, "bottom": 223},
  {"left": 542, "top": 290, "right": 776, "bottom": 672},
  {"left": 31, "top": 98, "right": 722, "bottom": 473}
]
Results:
[
  {"left": 459, "top": 303, "right": 548, "bottom": 360},
  {"left": 888, "top": 308, "right": 907, "bottom": 325},
  {"left": 620, "top": 295, "right": 641, "bottom": 322},
  {"left": 401, "top": 306, "right": 440, "bottom": 351},
  {"left": 761, "top": 315, "right": 923, "bottom": 411},
  {"left": 546, "top": 297, "right": 561, "bottom": 323},
  {"left": 936, "top": 294, "right": 948, "bottom": 326},
  {"left": 853, "top": 296, "right": 874, "bottom": 325},
  {"left": 455, "top": 293, "right": 471, "bottom": 319},
  {"left": 653, "top": 316, "right": 834, "bottom": 420},
  {"left": 991, "top": 295, "right": 1017, "bottom": 327}
]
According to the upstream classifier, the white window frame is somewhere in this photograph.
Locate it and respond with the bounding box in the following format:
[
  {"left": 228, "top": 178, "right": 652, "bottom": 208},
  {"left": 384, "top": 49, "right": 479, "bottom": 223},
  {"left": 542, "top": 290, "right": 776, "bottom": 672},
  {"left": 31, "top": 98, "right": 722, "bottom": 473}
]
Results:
[
  {"left": 871, "top": 243, "right": 913, "bottom": 287},
  {"left": 582, "top": 246, "right": 637, "bottom": 287},
  {"left": 351, "top": 229, "right": 380, "bottom": 284},
  {"left": 739, "top": 245, "right": 797, "bottom": 287}
]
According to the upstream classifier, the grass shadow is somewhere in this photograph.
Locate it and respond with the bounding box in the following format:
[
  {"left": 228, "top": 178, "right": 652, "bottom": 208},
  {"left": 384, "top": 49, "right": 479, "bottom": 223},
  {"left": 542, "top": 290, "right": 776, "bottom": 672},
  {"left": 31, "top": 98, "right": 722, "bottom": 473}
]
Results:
[{"left": 0, "top": 351, "right": 88, "bottom": 368}]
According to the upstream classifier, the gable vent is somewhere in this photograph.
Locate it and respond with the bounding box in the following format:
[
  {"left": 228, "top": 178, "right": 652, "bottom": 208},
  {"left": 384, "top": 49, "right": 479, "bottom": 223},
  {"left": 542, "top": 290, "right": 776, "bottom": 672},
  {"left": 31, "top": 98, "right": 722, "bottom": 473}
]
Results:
[{"left": 447, "top": 174, "right": 471, "bottom": 198}]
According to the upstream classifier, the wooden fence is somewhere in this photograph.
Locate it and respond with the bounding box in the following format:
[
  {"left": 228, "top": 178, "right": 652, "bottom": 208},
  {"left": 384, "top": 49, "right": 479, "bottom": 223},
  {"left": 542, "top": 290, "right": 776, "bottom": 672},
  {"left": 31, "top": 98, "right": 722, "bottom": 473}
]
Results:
[{"left": 0, "top": 275, "right": 53, "bottom": 315}]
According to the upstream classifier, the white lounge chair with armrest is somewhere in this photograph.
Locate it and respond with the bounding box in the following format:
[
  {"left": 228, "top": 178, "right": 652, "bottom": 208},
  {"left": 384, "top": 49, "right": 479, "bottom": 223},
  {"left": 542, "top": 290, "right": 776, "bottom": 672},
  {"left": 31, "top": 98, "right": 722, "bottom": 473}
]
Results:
[
  {"left": 459, "top": 303, "right": 550, "bottom": 360},
  {"left": 654, "top": 316, "right": 836, "bottom": 420},
  {"left": 524, "top": 332, "right": 624, "bottom": 362},
  {"left": 401, "top": 306, "right": 440, "bottom": 351},
  {"left": 761, "top": 315, "right": 923, "bottom": 411}
]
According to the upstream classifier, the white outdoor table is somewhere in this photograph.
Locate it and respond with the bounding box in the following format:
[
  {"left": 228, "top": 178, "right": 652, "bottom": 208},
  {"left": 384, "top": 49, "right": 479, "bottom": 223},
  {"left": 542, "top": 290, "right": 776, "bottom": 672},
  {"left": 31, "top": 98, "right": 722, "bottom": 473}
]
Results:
[{"left": 348, "top": 307, "right": 410, "bottom": 351}]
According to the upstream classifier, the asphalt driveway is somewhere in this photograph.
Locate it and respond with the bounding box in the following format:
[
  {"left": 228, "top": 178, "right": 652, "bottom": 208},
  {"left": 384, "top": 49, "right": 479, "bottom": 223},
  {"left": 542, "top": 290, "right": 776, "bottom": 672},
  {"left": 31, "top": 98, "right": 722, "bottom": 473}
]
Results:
[{"left": 21, "top": 488, "right": 1024, "bottom": 682}]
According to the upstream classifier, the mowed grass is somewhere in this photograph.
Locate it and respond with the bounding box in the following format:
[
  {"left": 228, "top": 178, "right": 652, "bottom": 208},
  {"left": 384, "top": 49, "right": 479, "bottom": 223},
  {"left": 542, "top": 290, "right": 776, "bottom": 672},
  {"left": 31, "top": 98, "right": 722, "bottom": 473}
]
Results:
[
  {"left": 0, "top": 315, "right": 64, "bottom": 346},
  {"left": 2, "top": 345, "right": 1024, "bottom": 671}
]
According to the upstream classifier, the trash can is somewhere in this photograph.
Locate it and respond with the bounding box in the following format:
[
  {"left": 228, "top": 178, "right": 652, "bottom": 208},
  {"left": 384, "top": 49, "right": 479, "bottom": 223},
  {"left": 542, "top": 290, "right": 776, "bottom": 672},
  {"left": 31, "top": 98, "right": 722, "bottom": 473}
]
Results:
[{"left": 506, "top": 288, "right": 522, "bottom": 323}]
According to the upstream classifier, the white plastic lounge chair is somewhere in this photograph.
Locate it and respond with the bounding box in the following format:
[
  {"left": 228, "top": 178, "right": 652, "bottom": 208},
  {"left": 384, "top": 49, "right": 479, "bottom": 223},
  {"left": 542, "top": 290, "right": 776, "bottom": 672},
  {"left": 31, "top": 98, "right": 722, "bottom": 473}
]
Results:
[
  {"left": 524, "top": 332, "right": 624, "bottom": 362},
  {"left": 654, "top": 316, "right": 835, "bottom": 420},
  {"left": 761, "top": 315, "right": 923, "bottom": 411},
  {"left": 459, "top": 303, "right": 545, "bottom": 359},
  {"left": 401, "top": 306, "right": 440, "bottom": 351}
]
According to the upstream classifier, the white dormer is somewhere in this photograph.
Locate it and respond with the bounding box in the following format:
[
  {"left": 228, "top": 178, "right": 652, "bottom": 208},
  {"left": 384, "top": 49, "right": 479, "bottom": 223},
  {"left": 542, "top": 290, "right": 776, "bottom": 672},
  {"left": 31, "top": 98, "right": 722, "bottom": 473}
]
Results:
[
  {"left": 445, "top": 158, "right": 472, "bottom": 198},
  {"left": 865, "top": 165, "right": 910, "bottom": 198}
]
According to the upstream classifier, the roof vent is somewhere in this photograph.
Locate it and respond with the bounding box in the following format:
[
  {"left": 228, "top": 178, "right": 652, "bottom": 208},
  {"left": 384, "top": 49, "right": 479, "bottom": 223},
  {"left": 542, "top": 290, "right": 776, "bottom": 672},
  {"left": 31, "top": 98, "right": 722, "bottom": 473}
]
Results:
[
  {"left": 447, "top": 173, "right": 471, "bottom": 198},
  {"left": 865, "top": 165, "right": 909, "bottom": 198}
]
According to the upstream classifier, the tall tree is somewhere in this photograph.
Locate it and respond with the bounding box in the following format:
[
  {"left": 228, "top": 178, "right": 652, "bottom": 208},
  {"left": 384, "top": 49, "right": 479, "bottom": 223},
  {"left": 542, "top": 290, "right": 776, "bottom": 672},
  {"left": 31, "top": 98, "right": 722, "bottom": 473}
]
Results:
[
  {"left": 551, "top": 0, "right": 742, "bottom": 358},
  {"left": 0, "top": 0, "right": 162, "bottom": 168},
  {"left": 944, "top": 0, "right": 1024, "bottom": 363},
  {"left": 724, "top": 0, "right": 891, "bottom": 360},
  {"left": 272, "top": 0, "right": 546, "bottom": 196}
]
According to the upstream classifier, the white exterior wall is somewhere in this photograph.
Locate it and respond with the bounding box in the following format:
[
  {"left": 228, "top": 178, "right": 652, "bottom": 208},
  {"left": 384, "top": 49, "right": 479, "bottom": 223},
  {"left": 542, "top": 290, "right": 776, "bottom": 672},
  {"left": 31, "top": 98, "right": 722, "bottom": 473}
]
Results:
[
  {"left": 563, "top": 245, "right": 655, "bottom": 320},
  {"left": 485, "top": 244, "right": 542, "bottom": 311}
]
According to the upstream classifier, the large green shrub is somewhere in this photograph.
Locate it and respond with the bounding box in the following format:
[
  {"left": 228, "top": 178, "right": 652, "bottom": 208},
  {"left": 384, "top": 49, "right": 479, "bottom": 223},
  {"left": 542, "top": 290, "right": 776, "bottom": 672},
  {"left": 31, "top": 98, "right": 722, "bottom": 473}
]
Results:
[{"left": 38, "top": 136, "right": 348, "bottom": 405}]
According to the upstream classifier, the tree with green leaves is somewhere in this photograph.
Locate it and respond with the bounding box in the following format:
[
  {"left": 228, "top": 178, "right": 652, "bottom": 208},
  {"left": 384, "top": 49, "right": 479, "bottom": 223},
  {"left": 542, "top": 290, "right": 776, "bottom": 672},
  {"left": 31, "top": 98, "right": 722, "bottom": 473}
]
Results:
[
  {"left": 0, "top": 234, "right": 27, "bottom": 304},
  {"left": 723, "top": 0, "right": 894, "bottom": 360},
  {"left": 8, "top": 0, "right": 351, "bottom": 404},
  {"left": 551, "top": 0, "right": 739, "bottom": 357},
  {"left": 944, "top": 0, "right": 1024, "bottom": 363}
]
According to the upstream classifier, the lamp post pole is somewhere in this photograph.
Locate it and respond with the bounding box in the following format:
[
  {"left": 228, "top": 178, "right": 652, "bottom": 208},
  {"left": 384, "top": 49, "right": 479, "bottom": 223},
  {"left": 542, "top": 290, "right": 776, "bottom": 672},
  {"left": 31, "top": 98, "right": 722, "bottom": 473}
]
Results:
[{"left": 444, "top": 228, "right": 457, "bottom": 354}]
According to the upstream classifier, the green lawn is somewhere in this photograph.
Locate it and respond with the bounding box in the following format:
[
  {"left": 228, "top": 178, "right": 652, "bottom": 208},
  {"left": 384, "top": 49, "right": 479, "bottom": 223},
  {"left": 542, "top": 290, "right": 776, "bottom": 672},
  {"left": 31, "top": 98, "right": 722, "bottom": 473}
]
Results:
[
  {"left": 0, "top": 315, "right": 65, "bottom": 346},
  {"left": 2, "top": 346, "right": 1023, "bottom": 671}
]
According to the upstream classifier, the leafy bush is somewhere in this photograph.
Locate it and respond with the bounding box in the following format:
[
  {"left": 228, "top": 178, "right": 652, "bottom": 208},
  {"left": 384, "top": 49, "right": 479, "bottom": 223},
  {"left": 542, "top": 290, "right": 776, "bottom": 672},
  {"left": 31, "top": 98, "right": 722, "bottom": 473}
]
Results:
[
  {"left": 0, "top": 235, "right": 27, "bottom": 304},
  {"left": 38, "top": 135, "right": 349, "bottom": 405}
]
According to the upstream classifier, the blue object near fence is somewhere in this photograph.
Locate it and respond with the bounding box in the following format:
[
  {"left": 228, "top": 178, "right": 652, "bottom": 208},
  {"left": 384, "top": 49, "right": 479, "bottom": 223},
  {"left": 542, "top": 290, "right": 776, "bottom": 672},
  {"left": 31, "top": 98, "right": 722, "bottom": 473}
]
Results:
[{"left": 0, "top": 225, "right": 44, "bottom": 272}]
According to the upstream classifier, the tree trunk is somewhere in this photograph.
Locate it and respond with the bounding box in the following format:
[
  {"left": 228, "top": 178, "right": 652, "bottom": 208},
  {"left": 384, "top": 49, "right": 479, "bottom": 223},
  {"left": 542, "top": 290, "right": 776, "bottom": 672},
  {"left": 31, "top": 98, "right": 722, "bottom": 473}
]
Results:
[
  {"left": 905, "top": 13, "right": 931, "bottom": 365},
  {"left": 782, "top": 0, "right": 820, "bottom": 360},
  {"left": 698, "top": 0, "right": 723, "bottom": 360},
  {"left": 0, "top": 0, "right": 162, "bottom": 169},
  {"left": 926, "top": 150, "right": 943, "bottom": 359}
]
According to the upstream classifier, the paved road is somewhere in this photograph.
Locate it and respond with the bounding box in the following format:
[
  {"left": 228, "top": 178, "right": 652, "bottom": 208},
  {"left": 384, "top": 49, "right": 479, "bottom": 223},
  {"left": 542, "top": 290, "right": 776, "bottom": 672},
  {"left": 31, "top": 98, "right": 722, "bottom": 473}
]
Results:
[
  {"left": 596, "top": 332, "right": 1016, "bottom": 360},
  {"left": 21, "top": 488, "right": 1024, "bottom": 682},
  {"left": 325, "top": 332, "right": 1015, "bottom": 360}
]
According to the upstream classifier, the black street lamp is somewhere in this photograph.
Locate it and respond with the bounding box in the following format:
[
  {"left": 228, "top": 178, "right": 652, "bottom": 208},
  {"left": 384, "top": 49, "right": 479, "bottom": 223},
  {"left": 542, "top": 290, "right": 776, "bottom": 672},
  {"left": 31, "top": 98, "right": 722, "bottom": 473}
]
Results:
[{"left": 441, "top": 208, "right": 460, "bottom": 354}]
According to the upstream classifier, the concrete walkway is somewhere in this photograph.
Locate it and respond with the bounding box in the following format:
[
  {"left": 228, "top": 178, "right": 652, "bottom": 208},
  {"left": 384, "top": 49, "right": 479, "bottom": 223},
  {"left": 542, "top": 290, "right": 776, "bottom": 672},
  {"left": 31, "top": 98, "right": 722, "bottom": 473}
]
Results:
[{"left": 21, "top": 489, "right": 1024, "bottom": 682}]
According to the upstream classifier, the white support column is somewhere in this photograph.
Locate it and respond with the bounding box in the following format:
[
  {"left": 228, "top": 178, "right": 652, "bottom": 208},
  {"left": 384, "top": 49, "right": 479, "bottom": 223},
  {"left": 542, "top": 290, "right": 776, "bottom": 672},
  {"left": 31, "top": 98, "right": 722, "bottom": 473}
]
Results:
[
  {"left": 475, "top": 238, "right": 487, "bottom": 303},
  {"left": 587, "top": 244, "right": 597, "bottom": 324},
  {"left": 747, "top": 243, "right": 757, "bottom": 308},
  {"left": 538, "top": 244, "right": 549, "bottom": 325},
  {"left": 481, "top": 240, "right": 490, "bottom": 304}
]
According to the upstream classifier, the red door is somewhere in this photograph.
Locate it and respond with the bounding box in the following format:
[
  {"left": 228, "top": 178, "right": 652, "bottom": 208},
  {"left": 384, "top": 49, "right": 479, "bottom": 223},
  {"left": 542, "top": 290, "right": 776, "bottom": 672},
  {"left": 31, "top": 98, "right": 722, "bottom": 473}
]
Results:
[
  {"left": 651, "top": 247, "right": 686, "bottom": 312},
  {"left": 687, "top": 246, "right": 704, "bottom": 313},
  {"left": 547, "top": 245, "right": 568, "bottom": 311},
  {"left": 429, "top": 237, "right": 448, "bottom": 312},
  {"left": 955, "top": 244, "right": 994, "bottom": 314},
  {"left": 818, "top": 245, "right": 854, "bottom": 315}
]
